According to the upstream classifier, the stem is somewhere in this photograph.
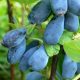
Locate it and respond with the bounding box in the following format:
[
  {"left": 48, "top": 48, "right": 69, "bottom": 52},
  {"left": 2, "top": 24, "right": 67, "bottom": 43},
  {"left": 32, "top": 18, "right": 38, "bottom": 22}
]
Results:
[
  {"left": 7, "top": 0, "right": 14, "bottom": 30},
  {"left": 21, "top": 4, "right": 25, "bottom": 26},
  {"left": 10, "top": 64, "right": 15, "bottom": 80},
  {"left": 7, "top": 0, "right": 15, "bottom": 80},
  {"left": 20, "top": 71, "right": 24, "bottom": 80},
  {"left": 7, "top": 0, "right": 13, "bottom": 23},
  {"left": 49, "top": 55, "right": 58, "bottom": 80}
]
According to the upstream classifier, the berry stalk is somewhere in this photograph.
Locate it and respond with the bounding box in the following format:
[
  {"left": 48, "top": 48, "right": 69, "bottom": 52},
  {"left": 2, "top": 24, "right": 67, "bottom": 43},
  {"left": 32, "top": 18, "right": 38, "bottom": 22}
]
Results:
[
  {"left": 6, "top": 0, "right": 15, "bottom": 80},
  {"left": 49, "top": 55, "right": 58, "bottom": 80}
]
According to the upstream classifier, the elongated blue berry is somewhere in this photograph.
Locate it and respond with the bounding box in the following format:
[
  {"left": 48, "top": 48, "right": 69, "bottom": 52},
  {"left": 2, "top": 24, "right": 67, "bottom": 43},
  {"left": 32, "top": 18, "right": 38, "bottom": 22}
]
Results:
[
  {"left": 44, "top": 15, "right": 64, "bottom": 44},
  {"left": 7, "top": 39, "right": 26, "bottom": 64},
  {"left": 29, "top": 45, "right": 49, "bottom": 71},
  {"left": 19, "top": 46, "right": 38, "bottom": 71},
  {"left": 2, "top": 28, "right": 26, "bottom": 48},
  {"left": 65, "top": 12, "right": 79, "bottom": 32},
  {"left": 62, "top": 55, "right": 77, "bottom": 79},
  {"left": 28, "top": 0, "right": 51, "bottom": 25},
  {"left": 50, "top": 0, "right": 67, "bottom": 15},
  {"left": 68, "top": 0, "right": 80, "bottom": 16}
]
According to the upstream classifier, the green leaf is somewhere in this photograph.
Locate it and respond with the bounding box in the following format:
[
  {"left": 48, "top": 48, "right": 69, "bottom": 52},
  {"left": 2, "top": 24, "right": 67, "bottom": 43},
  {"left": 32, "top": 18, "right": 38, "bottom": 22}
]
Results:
[
  {"left": 12, "top": 0, "right": 39, "bottom": 5},
  {"left": 26, "top": 0, "right": 40, "bottom": 4},
  {"left": 44, "top": 44, "right": 60, "bottom": 57},
  {"left": 59, "top": 30, "right": 73, "bottom": 45},
  {"left": 63, "top": 39, "right": 80, "bottom": 62}
]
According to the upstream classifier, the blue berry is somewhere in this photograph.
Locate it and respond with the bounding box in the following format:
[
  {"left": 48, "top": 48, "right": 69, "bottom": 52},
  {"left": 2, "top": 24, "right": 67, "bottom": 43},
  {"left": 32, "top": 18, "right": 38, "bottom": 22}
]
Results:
[
  {"left": 62, "top": 55, "right": 77, "bottom": 79},
  {"left": 50, "top": 0, "right": 67, "bottom": 15},
  {"left": 26, "top": 71, "right": 43, "bottom": 80},
  {"left": 65, "top": 12, "right": 79, "bottom": 32},
  {"left": 68, "top": 0, "right": 80, "bottom": 16},
  {"left": 7, "top": 39, "right": 26, "bottom": 64},
  {"left": 19, "top": 46, "right": 38, "bottom": 71},
  {"left": 28, "top": 0, "right": 51, "bottom": 25},
  {"left": 44, "top": 15, "right": 64, "bottom": 44},
  {"left": 2, "top": 28, "right": 26, "bottom": 48},
  {"left": 29, "top": 45, "right": 49, "bottom": 71}
]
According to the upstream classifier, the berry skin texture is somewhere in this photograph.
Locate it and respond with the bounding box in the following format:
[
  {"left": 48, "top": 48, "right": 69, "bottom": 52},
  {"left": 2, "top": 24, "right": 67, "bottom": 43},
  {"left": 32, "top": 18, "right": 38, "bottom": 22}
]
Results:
[
  {"left": 19, "top": 46, "right": 38, "bottom": 71},
  {"left": 50, "top": 0, "right": 67, "bottom": 15},
  {"left": 65, "top": 12, "right": 79, "bottom": 32},
  {"left": 26, "top": 71, "right": 43, "bottom": 80},
  {"left": 44, "top": 15, "right": 64, "bottom": 45},
  {"left": 7, "top": 39, "right": 26, "bottom": 64},
  {"left": 68, "top": 0, "right": 80, "bottom": 16},
  {"left": 28, "top": 0, "right": 51, "bottom": 25},
  {"left": 62, "top": 55, "right": 77, "bottom": 79},
  {"left": 77, "top": 63, "right": 80, "bottom": 73},
  {"left": 2, "top": 28, "right": 26, "bottom": 48},
  {"left": 28, "top": 45, "right": 49, "bottom": 71}
]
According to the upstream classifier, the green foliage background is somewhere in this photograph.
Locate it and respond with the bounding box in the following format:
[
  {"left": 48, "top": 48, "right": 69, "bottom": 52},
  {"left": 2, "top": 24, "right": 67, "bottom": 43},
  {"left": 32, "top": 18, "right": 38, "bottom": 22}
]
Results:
[{"left": 0, "top": 0, "right": 37, "bottom": 79}]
